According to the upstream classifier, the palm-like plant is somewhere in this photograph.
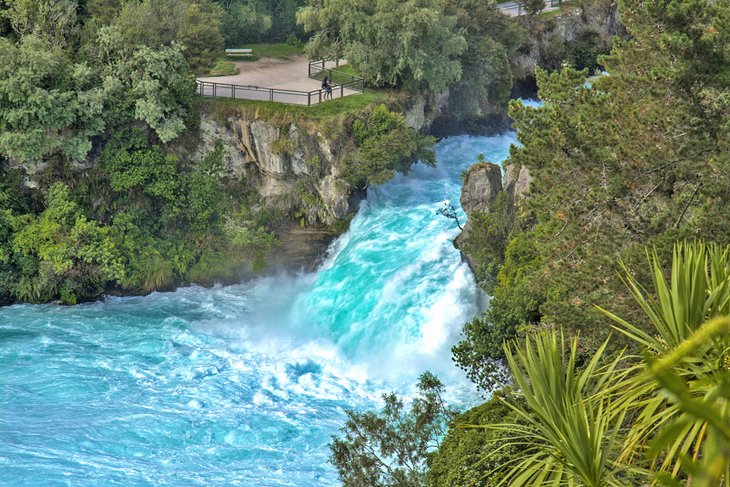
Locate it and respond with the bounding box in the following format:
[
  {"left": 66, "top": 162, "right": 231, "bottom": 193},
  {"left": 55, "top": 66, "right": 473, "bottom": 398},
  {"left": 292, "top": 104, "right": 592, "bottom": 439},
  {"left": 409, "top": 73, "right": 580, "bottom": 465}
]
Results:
[
  {"left": 477, "top": 241, "right": 730, "bottom": 486},
  {"left": 599, "top": 242, "right": 730, "bottom": 479},
  {"left": 481, "top": 331, "right": 631, "bottom": 486}
]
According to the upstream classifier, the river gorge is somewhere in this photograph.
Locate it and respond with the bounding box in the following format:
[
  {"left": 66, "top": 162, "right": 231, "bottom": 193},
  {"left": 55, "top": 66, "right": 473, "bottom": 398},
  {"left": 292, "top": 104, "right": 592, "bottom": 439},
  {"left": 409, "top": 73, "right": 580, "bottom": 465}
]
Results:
[{"left": 1, "top": 127, "right": 524, "bottom": 485}]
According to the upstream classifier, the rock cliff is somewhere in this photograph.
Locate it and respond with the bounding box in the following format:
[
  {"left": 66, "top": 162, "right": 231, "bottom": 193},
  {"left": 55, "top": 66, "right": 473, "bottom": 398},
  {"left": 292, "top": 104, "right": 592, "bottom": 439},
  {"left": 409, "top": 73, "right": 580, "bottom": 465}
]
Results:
[
  {"left": 454, "top": 161, "right": 532, "bottom": 278},
  {"left": 454, "top": 161, "right": 504, "bottom": 252},
  {"left": 196, "top": 110, "right": 354, "bottom": 226}
]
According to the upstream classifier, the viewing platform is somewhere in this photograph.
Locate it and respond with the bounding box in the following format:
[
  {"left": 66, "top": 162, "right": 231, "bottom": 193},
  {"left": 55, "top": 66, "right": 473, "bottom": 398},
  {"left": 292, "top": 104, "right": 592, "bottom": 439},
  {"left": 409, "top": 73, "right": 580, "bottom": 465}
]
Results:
[{"left": 196, "top": 56, "right": 363, "bottom": 106}]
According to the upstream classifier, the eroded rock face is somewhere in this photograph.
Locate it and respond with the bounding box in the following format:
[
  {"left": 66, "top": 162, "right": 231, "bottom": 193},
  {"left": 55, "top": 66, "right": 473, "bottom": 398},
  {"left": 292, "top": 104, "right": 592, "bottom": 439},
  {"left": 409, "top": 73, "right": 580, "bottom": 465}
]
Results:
[
  {"left": 455, "top": 161, "right": 533, "bottom": 278},
  {"left": 455, "top": 161, "right": 504, "bottom": 253},
  {"left": 318, "top": 174, "right": 349, "bottom": 219},
  {"left": 197, "top": 113, "right": 351, "bottom": 225},
  {"left": 503, "top": 163, "right": 532, "bottom": 201},
  {"left": 460, "top": 162, "right": 503, "bottom": 213},
  {"left": 249, "top": 120, "right": 287, "bottom": 175}
]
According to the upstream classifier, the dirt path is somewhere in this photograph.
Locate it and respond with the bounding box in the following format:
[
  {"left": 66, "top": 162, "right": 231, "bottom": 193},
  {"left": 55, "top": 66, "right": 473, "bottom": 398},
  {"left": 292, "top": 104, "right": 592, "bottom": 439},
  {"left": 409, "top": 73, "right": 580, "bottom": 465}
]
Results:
[{"left": 196, "top": 55, "right": 356, "bottom": 105}]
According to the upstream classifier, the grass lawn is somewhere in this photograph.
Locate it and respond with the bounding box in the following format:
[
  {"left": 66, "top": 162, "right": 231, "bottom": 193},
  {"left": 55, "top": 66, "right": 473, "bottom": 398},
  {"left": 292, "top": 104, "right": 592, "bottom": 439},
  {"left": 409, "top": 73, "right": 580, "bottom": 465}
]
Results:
[
  {"left": 228, "top": 43, "right": 305, "bottom": 61},
  {"left": 206, "top": 87, "right": 398, "bottom": 122},
  {"left": 205, "top": 60, "right": 239, "bottom": 77}
]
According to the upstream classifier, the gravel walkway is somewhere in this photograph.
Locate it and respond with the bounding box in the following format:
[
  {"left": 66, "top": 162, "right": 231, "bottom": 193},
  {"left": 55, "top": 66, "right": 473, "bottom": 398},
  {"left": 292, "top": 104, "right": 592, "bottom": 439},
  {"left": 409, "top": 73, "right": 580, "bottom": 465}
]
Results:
[{"left": 196, "top": 55, "right": 357, "bottom": 105}]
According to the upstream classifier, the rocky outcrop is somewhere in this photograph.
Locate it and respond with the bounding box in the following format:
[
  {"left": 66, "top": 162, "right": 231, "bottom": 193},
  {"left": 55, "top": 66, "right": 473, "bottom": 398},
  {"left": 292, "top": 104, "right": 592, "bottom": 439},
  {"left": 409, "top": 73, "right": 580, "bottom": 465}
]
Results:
[
  {"left": 454, "top": 161, "right": 504, "bottom": 251},
  {"left": 510, "top": 2, "right": 625, "bottom": 97},
  {"left": 461, "top": 163, "right": 503, "bottom": 212},
  {"left": 454, "top": 160, "right": 533, "bottom": 275},
  {"left": 503, "top": 163, "right": 532, "bottom": 201},
  {"left": 196, "top": 111, "right": 352, "bottom": 225},
  {"left": 403, "top": 86, "right": 511, "bottom": 137}
]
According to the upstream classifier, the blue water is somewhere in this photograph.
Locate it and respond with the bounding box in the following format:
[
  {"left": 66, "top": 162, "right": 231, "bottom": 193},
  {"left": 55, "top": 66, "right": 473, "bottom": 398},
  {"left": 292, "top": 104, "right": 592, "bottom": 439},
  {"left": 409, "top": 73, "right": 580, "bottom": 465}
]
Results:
[{"left": 0, "top": 134, "right": 517, "bottom": 486}]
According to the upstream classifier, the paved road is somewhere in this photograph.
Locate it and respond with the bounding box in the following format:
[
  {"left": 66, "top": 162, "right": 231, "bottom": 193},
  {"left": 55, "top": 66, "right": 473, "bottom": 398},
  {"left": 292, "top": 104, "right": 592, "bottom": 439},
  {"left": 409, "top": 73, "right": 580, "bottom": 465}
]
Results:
[{"left": 196, "top": 55, "right": 357, "bottom": 105}]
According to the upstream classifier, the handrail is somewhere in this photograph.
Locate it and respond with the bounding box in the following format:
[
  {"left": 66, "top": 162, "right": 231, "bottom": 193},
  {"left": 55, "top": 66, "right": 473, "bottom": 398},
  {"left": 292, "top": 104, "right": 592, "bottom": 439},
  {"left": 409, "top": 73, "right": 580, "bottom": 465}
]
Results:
[
  {"left": 307, "top": 60, "right": 365, "bottom": 94},
  {"left": 194, "top": 60, "right": 364, "bottom": 105},
  {"left": 195, "top": 77, "right": 365, "bottom": 106}
]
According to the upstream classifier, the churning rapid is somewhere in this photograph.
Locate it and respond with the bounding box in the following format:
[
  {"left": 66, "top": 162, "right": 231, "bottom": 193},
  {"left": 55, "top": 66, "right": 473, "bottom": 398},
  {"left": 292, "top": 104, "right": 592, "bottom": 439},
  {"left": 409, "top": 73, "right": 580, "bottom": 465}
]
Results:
[{"left": 1, "top": 132, "right": 519, "bottom": 486}]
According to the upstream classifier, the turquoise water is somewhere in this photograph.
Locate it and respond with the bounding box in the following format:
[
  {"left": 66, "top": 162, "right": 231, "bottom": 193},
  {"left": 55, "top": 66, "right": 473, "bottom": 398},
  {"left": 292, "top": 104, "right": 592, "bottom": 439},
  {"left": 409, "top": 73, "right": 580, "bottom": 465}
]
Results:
[{"left": 0, "top": 134, "right": 517, "bottom": 486}]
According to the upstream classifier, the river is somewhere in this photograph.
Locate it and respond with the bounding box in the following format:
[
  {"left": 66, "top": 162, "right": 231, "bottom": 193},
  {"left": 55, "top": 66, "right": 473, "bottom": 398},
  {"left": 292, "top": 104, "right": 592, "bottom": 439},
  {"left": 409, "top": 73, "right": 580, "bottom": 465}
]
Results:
[{"left": 0, "top": 130, "right": 521, "bottom": 486}]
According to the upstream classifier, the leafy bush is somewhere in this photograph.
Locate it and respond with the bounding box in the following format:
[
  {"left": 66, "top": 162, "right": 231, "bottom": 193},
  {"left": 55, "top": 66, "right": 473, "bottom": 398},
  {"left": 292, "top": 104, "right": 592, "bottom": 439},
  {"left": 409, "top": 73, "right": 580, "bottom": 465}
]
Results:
[{"left": 346, "top": 104, "right": 436, "bottom": 187}]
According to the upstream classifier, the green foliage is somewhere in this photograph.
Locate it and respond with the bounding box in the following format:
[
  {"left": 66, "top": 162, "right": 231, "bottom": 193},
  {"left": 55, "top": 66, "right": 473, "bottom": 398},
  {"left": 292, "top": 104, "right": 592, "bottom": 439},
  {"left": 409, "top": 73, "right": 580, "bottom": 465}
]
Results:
[
  {"left": 445, "top": 0, "right": 522, "bottom": 114},
  {"left": 453, "top": 229, "right": 544, "bottom": 391},
  {"left": 91, "top": 31, "right": 196, "bottom": 142},
  {"left": 599, "top": 241, "right": 730, "bottom": 482},
  {"left": 2, "top": 0, "right": 79, "bottom": 48},
  {"left": 0, "top": 3, "right": 198, "bottom": 163},
  {"left": 459, "top": 192, "right": 514, "bottom": 293},
  {"left": 467, "top": 241, "right": 730, "bottom": 486},
  {"left": 218, "top": 0, "right": 273, "bottom": 45},
  {"left": 214, "top": 0, "right": 306, "bottom": 46},
  {"left": 87, "top": 0, "right": 122, "bottom": 26},
  {"left": 454, "top": 0, "right": 730, "bottom": 387},
  {"left": 426, "top": 392, "right": 528, "bottom": 487},
  {"left": 647, "top": 316, "right": 730, "bottom": 487},
  {"left": 100, "top": 132, "right": 185, "bottom": 211},
  {"left": 10, "top": 182, "right": 124, "bottom": 304},
  {"left": 568, "top": 29, "right": 610, "bottom": 71},
  {"left": 346, "top": 104, "right": 436, "bottom": 187},
  {"left": 111, "top": 0, "right": 224, "bottom": 72},
  {"left": 521, "top": 0, "right": 546, "bottom": 17},
  {"left": 0, "top": 128, "right": 278, "bottom": 303},
  {"left": 486, "top": 331, "right": 630, "bottom": 487},
  {"left": 330, "top": 372, "right": 456, "bottom": 487},
  {"left": 0, "top": 0, "right": 288, "bottom": 303},
  {"left": 0, "top": 35, "right": 106, "bottom": 162},
  {"left": 298, "top": 0, "right": 467, "bottom": 92}
]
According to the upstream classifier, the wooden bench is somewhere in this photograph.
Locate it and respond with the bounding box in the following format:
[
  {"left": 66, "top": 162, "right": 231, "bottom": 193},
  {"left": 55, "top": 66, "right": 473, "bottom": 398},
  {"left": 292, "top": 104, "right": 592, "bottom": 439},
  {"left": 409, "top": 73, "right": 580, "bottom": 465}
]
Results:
[{"left": 225, "top": 48, "right": 253, "bottom": 58}]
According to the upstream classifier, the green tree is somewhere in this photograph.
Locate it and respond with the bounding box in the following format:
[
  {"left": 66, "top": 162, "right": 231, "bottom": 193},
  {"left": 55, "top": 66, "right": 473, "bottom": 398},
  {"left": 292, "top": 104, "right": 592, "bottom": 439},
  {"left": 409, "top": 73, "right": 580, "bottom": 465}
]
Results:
[
  {"left": 346, "top": 104, "right": 436, "bottom": 187},
  {"left": 217, "top": 0, "right": 273, "bottom": 45},
  {"left": 112, "top": 0, "right": 224, "bottom": 72},
  {"left": 520, "top": 0, "right": 546, "bottom": 17},
  {"left": 87, "top": 0, "right": 122, "bottom": 25},
  {"left": 330, "top": 372, "right": 456, "bottom": 487},
  {"left": 426, "top": 392, "right": 528, "bottom": 487},
  {"left": 454, "top": 0, "right": 730, "bottom": 384},
  {"left": 0, "top": 35, "right": 106, "bottom": 162},
  {"left": 444, "top": 0, "right": 523, "bottom": 115},
  {"left": 2, "top": 0, "right": 79, "bottom": 48},
  {"left": 92, "top": 27, "right": 195, "bottom": 142},
  {"left": 457, "top": 192, "right": 514, "bottom": 293},
  {"left": 298, "top": 0, "right": 467, "bottom": 92}
]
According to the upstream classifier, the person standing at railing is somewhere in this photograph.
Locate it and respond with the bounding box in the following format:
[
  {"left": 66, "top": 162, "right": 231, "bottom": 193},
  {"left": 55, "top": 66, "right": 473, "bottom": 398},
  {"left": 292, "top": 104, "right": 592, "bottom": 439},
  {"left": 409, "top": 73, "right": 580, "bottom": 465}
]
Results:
[
  {"left": 321, "top": 76, "right": 330, "bottom": 100},
  {"left": 326, "top": 77, "right": 333, "bottom": 100}
]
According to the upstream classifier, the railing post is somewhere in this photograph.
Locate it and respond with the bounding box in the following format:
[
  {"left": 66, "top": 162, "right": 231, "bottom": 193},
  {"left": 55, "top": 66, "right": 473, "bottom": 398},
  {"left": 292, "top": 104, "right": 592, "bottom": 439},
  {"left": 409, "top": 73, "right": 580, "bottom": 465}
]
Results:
[
  {"left": 270, "top": 89, "right": 273, "bottom": 102},
  {"left": 319, "top": 90, "right": 322, "bottom": 104},
  {"left": 341, "top": 84, "right": 344, "bottom": 98},
  {"left": 213, "top": 83, "right": 217, "bottom": 98},
  {"left": 308, "top": 92, "right": 311, "bottom": 106}
]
